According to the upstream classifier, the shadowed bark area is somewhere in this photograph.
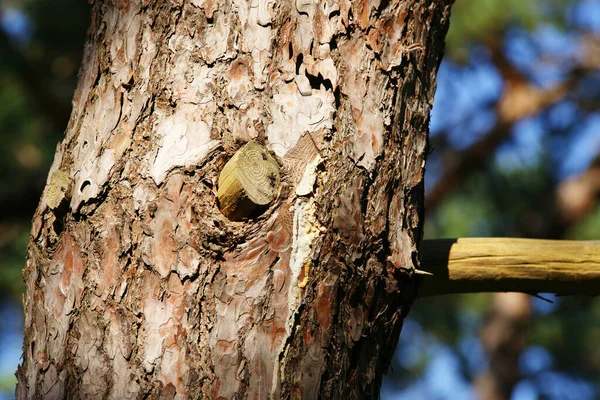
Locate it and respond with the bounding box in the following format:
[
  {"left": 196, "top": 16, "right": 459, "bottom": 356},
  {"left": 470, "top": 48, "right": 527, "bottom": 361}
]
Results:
[{"left": 16, "top": 1, "right": 452, "bottom": 398}]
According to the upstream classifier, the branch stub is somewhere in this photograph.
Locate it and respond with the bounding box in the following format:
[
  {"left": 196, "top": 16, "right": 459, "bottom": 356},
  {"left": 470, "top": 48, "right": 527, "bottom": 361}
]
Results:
[{"left": 217, "top": 141, "right": 280, "bottom": 221}]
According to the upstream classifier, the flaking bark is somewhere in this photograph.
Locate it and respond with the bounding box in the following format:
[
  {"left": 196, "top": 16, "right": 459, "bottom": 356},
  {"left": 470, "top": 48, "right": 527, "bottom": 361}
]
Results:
[{"left": 17, "top": 1, "right": 452, "bottom": 398}]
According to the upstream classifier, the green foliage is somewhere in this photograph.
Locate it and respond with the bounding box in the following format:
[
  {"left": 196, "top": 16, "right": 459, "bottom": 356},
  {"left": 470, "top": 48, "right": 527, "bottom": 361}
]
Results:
[
  {"left": 445, "top": 0, "right": 571, "bottom": 62},
  {"left": 0, "top": 0, "right": 89, "bottom": 304},
  {"left": 567, "top": 204, "right": 600, "bottom": 239},
  {"left": 0, "top": 373, "right": 16, "bottom": 393},
  {"left": 0, "top": 223, "right": 28, "bottom": 302},
  {"left": 531, "top": 297, "right": 600, "bottom": 378},
  {"left": 425, "top": 174, "right": 497, "bottom": 238}
]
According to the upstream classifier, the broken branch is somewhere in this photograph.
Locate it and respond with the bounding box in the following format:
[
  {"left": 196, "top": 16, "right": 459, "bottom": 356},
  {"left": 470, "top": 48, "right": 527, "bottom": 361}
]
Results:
[{"left": 419, "top": 238, "right": 600, "bottom": 296}]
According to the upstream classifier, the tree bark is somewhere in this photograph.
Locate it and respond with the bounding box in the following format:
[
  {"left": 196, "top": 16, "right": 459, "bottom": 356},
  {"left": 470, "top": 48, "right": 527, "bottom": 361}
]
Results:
[{"left": 17, "top": 1, "right": 452, "bottom": 398}]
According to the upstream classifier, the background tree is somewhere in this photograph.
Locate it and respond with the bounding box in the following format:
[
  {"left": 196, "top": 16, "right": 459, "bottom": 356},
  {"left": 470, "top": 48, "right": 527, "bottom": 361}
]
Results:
[
  {"left": 385, "top": 1, "right": 600, "bottom": 399},
  {"left": 0, "top": 0, "right": 599, "bottom": 399}
]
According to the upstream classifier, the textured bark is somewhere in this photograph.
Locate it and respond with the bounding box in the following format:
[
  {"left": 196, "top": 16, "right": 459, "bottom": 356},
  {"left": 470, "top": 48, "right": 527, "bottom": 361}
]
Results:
[{"left": 17, "top": 1, "right": 452, "bottom": 399}]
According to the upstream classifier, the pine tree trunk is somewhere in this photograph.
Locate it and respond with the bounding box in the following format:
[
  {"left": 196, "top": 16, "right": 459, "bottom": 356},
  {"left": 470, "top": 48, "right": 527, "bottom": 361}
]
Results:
[{"left": 17, "top": 1, "right": 452, "bottom": 398}]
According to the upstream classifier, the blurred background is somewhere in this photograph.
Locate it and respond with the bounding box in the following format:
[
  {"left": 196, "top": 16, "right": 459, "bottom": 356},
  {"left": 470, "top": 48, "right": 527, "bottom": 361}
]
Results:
[{"left": 0, "top": 0, "right": 599, "bottom": 399}]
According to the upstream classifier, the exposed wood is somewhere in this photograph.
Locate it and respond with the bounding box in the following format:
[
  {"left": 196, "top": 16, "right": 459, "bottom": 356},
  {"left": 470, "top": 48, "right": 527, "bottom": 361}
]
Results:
[
  {"left": 0, "top": 23, "right": 73, "bottom": 131},
  {"left": 419, "top": 238, "right": 600, "bottom": 296},
  {"left": 217, "top": 141, "right": 280, "bottom": 220}
]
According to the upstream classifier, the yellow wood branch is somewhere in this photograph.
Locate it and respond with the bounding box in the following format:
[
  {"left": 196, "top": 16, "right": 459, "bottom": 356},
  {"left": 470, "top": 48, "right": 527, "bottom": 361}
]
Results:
[{"left": 418, "top": 238, "right": 600, "bottom": 297}]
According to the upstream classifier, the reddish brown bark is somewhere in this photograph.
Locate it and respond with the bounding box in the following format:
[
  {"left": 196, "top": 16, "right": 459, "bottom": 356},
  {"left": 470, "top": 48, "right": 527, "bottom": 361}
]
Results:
[{"left": 17, "top": 1, "right": 452, "bottom": 398}]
